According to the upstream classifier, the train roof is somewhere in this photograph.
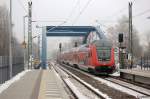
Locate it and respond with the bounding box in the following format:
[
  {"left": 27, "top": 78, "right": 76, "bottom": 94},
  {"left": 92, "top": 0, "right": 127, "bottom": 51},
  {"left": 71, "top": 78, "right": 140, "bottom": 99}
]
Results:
[
  {"left": 91, "top": 39, "right": 112, "bottom": 47},
  {"left": 61, "top": 39, "right": 112, "bottom": 54}
]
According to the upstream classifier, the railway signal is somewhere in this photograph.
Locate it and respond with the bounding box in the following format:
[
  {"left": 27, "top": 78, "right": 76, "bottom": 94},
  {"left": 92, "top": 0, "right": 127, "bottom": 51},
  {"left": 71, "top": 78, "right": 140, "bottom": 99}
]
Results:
[
  {"left": 118, "top": 33, "right": 125, "bottom": 69},
  {"left": 59, "top": 43, "right": 62, "bottom": 52},
  {"left": 75, "top": 42, "right": 78, "bottom": 47},
  {"left": 118, "top": 33, "right": 123, "bottom": 43}
]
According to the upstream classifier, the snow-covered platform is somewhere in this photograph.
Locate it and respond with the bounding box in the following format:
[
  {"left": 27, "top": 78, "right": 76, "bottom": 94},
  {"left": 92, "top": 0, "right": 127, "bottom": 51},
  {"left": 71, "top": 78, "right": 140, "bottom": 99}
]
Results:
[
  {"left": 120, "top": 69, "right": 150, "bottom": 85},
  {"left": 0, "top": 69, "right": 70, "bottom": 99}
]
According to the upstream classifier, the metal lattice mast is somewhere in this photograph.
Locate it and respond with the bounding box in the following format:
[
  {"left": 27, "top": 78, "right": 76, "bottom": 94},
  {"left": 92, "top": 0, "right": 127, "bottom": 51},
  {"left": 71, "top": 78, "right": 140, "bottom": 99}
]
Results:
[
  {"left": 129, "top": 2, "right": 133, "bottom": 68},
  {"left": 28, "top": 2, "right": 32, "bottom": 69}
]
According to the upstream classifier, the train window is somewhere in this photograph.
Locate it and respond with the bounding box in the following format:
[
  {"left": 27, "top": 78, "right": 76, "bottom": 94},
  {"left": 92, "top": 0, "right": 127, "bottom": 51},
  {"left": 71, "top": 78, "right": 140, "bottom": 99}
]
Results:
[{"left": 96, "top": 47, "right": 111, "bottom": 61}]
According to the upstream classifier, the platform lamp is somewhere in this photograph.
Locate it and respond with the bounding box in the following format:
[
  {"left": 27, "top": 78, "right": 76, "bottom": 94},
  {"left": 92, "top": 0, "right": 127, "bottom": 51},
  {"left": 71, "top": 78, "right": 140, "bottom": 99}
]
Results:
[{"left": 22, "top": 15, "right": 28, "bottom": 69}]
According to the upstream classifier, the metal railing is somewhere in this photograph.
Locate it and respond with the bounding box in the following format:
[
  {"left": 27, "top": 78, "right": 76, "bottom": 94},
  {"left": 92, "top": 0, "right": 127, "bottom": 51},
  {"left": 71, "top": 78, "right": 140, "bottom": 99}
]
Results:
[
  {"left": 140, "top": 56, "right": 150, "bottom": 70},
  {"left": 0, "top": 56, "right": 24, "bottom": 84}
]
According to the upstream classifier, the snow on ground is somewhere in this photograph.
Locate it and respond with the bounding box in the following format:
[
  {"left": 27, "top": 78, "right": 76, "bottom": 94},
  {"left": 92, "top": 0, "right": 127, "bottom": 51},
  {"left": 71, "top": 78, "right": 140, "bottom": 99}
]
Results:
[
  {"left": 110, "top": 71, "right": 120, "bottom": 76},
  {"left": 53, "top": 65, "right": 89, "bottom": 99},
  {"left": 80, "top": 79, "right": 111, "bottom": 99},
  {"left": 65, "top": 79, "right": 88, "bottom": 99},
  {"left": 94, "top": 77, "right": 146, "bottom": 98},
  {"left": 53, "top": 63, "right": 111, "bottom": 99},
  {"left": 0, "top": 70, "right": 31, "bottom": 94},
  {"left": 132, "top": 65, "right": 150, "bottom": 70}
]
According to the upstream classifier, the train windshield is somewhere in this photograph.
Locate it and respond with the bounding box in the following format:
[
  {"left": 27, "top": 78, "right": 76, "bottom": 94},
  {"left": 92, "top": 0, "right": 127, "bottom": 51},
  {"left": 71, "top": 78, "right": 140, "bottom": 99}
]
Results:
[{"left": 96, "top": 47, "right": 111, "bottom": 61}]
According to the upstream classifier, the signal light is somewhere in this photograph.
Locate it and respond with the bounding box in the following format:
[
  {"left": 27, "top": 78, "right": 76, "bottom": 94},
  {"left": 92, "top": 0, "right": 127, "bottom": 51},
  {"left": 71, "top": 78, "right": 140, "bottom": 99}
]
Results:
[
  {"left": 59, "top": 43, "right": 62, "bottom": 49},
  {"left": 118, "top": 33, "right": 123, "bottom": 43},
  {"left": 75, "top": 42, "right": 78, "bottom": 47}
]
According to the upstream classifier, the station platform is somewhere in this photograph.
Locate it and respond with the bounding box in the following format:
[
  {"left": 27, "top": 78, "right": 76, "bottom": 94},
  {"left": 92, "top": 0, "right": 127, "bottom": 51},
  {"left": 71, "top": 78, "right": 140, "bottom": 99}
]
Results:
[
  {"left": 120, "top": 69, "right": 150, "bottom": 85},
  {"left": 0, "top": 69, "right": 70, "bottom": 99}
]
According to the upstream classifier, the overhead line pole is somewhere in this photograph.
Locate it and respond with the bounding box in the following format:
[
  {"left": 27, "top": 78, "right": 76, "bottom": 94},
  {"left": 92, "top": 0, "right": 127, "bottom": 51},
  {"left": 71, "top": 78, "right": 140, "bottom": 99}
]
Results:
[
  {"left": 129, "top": 2, "right": 133, "bottom": 69},
  {"left": 9, "top": 0, "right": 13, "bottom": 78},
  {"left": 131, "top": 2, "right": 133, "bottom": 69},
  {"left": 23, "top": 15, "right": 28, "bottom": 69},
  {"left": 28, "top": 1, "right": 32, "bottom": 69},
  {"left": 128, "top": 2, "right": 131, "bottom": 54}
]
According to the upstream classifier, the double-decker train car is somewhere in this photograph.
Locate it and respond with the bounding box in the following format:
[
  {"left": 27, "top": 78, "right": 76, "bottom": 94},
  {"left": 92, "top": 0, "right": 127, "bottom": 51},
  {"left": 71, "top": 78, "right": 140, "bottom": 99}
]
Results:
[{"left": 59, "top": 39, "right": 115, "bottom": 74}]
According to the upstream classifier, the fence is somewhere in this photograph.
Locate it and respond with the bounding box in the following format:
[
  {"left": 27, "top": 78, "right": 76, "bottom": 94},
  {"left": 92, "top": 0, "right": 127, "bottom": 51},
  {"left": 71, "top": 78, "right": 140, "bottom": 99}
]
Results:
[
  {"left": 139, "top": 56, "right": 150, "bottom": 70},
  {"left": 0, "top": 56, "right": 24, "bottom": 84}
]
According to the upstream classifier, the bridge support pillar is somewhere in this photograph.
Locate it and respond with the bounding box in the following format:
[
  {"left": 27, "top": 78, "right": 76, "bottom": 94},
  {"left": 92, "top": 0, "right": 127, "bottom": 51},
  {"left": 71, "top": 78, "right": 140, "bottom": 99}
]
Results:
[{"left": 41, "top": 27, "right": 47, "bottom": 69}]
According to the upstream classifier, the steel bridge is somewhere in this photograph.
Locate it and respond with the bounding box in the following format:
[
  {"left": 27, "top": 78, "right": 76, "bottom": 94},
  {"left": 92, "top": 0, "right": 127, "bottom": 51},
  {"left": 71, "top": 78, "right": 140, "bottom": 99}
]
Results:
[{"left": 41, "top": 26, "right": 104, "bottom": 68}]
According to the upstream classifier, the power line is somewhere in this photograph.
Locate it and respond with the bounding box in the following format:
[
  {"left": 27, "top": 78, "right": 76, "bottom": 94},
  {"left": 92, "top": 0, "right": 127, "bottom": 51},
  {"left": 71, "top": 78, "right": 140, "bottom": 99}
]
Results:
[
  {"left": 17, "top": 0, "right": 28, "bottom": 13},
  {"left": 133, "top": 8, "right": 150, "bottom": 18},
  {"left": 65, "top": 0, "right": 80, "bottom": 24},
  {"left": 72, "top": 0, "right": 93, "bottom": 25},
  {"left": 132, "top": 0, "right": 136, "bottom": 3},
  {"left": 68, "top": 0, "right": 80, "bottom": 18},
  {"left": 32, "top": 20, "right": 66, "bottom": 23},
  {"left": 107, "top": 6, "right": 127, "bottom": 18},
  {"left": 106, "top": 1, "right": 136, "bottom": 19}
]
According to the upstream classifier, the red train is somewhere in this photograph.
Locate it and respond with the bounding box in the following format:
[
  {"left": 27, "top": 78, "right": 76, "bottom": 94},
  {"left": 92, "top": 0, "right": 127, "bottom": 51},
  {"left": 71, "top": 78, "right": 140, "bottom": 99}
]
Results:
[{"left": 58, "top": 40, "right": 115, "bottom": 74}]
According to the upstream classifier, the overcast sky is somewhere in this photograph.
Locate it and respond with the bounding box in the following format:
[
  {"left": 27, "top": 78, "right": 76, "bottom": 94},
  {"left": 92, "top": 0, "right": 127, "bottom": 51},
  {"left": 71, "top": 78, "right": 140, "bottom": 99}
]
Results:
[{"left": 0, "top": 0, "right": 150, "bottom": 58}]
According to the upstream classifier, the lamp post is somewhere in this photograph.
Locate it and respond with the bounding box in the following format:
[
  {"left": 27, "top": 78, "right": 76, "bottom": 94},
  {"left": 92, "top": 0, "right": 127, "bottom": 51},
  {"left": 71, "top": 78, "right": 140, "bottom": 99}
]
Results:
[
  {"left": 23, "top": 15, "right": 28, "bottom": 69},
  {"left": 32, "top": 34, "right": 41, "bottom": 60},
  {"left": 35, "top": 25, "right": 43, "bottom": 64},
  {"left": 23, "top": 15, "right": 28, "bottom": 42}
]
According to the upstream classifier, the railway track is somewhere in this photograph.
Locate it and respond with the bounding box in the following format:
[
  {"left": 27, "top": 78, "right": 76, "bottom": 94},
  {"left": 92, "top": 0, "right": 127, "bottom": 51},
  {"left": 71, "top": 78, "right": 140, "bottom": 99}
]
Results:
[
  {"left": 110, "top": 76, "right": 150, "bottom": 90},
  {"left": 103, "top": 77, "right": 150, "bottom": 97},
  {"left": 52, "top": 62, "right": 107, "bottom": 99},
  {"left": 56, "top": 62, "right": 150, "bottom": 99}
]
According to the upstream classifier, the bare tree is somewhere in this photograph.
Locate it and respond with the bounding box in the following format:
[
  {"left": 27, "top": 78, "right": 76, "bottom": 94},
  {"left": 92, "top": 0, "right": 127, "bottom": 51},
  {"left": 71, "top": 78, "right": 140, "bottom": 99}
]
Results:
[
  {"left": 107, "top": 16, "right": 142, "bottom": 58},
  {"left": 0, "top": 6, "right": 24, "bottom": 57},
  {"left": 0, "top": 6, "right": 10, "bottom": 56},
  {"left": 144, "top": 31, "right": 150, "bottom": 56}
]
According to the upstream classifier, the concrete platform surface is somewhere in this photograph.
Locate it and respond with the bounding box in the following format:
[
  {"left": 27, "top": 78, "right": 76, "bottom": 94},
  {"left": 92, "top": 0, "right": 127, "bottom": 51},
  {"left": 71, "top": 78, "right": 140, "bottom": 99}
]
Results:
[
  {"left": 0, "top": 69, "right": 70, "bottom": 99},
  {"left": 120, "top": 69, "right": 150, "bottom": 78},
  {"left": 0, "top": 70, "right": 42, "bottom": 99},
  {"left": 120, "top": 69, "right": 150, "bottom": 85}
]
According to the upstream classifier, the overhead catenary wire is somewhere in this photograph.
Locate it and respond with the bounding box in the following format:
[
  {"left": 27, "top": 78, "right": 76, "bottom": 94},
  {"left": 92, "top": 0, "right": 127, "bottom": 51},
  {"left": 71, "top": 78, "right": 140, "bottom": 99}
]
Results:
[
  {"left": 104, "top": 0, "right": 136, "bottom": 20},
  {"left": 35, "top": 21, "right": 67, "bottom": 37},
  {"left": 99, "top": 0, "right": 147, "bottom": 25},
  {"left": 32, "top": 20, "right": 66, "bottom": 23},
  {"left": 65, "top": 0, "right": 80, "bottom": 23},
  {"left": 106, "top": 6, "right": 128, "bottom": 19},
  {"left": 133, "top": 8, "right": 150, "bottom": 18},
  {"left": 72, "top": 0, "right": 93, "bottom": 25},
  {"left": 16, "top": 0, "right": 28, "bottom": 13}
]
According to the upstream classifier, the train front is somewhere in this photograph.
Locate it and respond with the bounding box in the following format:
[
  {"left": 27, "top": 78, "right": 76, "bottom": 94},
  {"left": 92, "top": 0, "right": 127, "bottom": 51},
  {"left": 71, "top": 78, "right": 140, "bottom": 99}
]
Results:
[{"left": 92, "top": 40, "right": 115, "bottom": 74}]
